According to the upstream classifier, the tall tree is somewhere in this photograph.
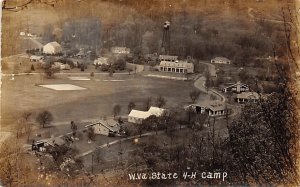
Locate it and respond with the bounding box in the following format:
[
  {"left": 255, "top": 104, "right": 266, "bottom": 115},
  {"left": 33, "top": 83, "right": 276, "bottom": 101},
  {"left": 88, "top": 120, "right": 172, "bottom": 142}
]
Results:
[
  {"left": 113, "top": 105, "right": 121, "bottom": 118},
  {"left": 35, "top": 110, "right": 53, "bottom": 128},
  {"left": 144, "top": 97, "right": 152, "bottom": 110},
  {"left": 128, "top": 101, "right": 136, "bottom": 113},
  {"left": 189, "top": 90, "right": 201, "bottom": 103},
  {"left": 155, "top": 95, "right": 166, "bottom": 108}
]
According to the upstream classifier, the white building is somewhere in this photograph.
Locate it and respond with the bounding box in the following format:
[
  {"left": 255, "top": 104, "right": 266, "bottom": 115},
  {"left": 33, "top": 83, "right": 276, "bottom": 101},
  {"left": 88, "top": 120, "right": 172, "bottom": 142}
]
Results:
[
  {"left": 236, "top": 92, "right": 259, "bottom": 103},
  {"left": 52, "top": 62, "right": 71, "bottom": 70},
  {"left": 159, "top": 60, "right": 194, "bottom": 74},
  {"left": 85, "top": 119, "right": 121, "bottom": 136},
  {"left": 30, "top": 55, "right": 44, "bottom": 62},
  {"left": 111, "top": 47, "right": 130, "bottom": 55},
  {"left": 159, "top": 55, "right": 178, "bottom": 62},
  {"left": 43, "top": 41, "right": 62, "bottom": 54},
  {"left": 211, "top": 57, "right": 231, "bottom": 64},
  {"left": 93, "top": 57, "right": 109, "bottom": 66},
  {"left": 128, "top": 106, "right": 166, "bottom": 124}
]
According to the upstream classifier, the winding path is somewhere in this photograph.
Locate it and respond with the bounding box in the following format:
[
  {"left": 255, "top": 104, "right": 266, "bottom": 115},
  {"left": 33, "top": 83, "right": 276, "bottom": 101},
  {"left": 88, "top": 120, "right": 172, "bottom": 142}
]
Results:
[{"left": 193, "top": 61, "right": 241, "bottom": 116}]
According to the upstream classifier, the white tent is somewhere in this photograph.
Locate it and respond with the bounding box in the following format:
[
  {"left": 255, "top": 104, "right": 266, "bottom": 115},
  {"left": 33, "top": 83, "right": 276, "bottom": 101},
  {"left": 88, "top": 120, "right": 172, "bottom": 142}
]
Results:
[{"left": 43, "top": 41, "right": 62, "bottom": 54}]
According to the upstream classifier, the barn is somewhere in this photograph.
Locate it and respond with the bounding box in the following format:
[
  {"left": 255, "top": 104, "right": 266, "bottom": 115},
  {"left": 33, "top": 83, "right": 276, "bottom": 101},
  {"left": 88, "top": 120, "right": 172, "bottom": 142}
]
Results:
[{"left": 43, "top": 41, "right": 62, "bottom": 54}]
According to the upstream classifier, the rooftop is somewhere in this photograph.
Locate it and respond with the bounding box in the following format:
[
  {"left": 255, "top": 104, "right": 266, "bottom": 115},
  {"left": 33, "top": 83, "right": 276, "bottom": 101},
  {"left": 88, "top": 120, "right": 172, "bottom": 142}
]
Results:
[
  {"left": 129, "top": 106, "right": 166, "bottom": 119},
  {"left": 45, "top": 41, "right": 61, "bottom": 48},
  {"left": 43, "top": 136, "right": 65, "bottom": 147},
  {"left": 98, "top": 119, "right": 120, "bottom": 132},
  {"left": 159, "top": 60, "right": 194, "bottom": 68},
  {"left": 195, "top": 100, "right": 227, "bottom": 111},
  {"left": 237, "top": 92, "right": 260, "bottom": 99},
  {"left": 212, "top": 57, "right": 230, "bottom": 61},
  {"left": 159, "top": 55, "right": 178, "bottom": 61}
]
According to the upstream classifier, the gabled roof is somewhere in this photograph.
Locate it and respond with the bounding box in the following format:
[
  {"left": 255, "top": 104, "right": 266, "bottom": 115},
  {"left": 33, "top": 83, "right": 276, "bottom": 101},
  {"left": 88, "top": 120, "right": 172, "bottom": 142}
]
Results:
[
  {"left": 148, "top": 107, "right": 166, "bottom": 116},
  {"left": 45, "top": 41, "right": 61, "bottom": 48},
  {"left": 208, "top": 101, "right": 227, "bottom": 111},
  {"left": 85, "top": 119, "right": 120, "bottom": 132},
  {"left": 99, "top": 119, "right": 120, "bottom": 132},
  {"left": 195, "top": 100, "right": 227, "bottom": 112},
  {"left": 128, "top": 110, "right": 150, "bottom": 119},
  {"left": 43, "top": 136, "right": 65, "bottom": 147},
  {"left": 159, "top": 60, "right": 194, "bottom": 68},
  {"left": 237, "top": 92, "right": 260, "bottom": 99},
  {"left": 159, "top": 55, "right": 178, "bottom": 61},
  {"left": 128, "top": 106, "right": 166, "bottom": 119},
  {"left": 223, "top": 81, "right": 249, "bottom": 90},
  {"left": 211, "top": 57, "right": 231, "bottom": 61}
]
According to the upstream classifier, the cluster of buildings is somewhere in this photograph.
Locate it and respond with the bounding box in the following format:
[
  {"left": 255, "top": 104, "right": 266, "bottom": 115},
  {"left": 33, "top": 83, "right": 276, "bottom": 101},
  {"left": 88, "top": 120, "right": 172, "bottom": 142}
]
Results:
[{"left": 222, "top": 81, "right": 260, "bottom": 103}]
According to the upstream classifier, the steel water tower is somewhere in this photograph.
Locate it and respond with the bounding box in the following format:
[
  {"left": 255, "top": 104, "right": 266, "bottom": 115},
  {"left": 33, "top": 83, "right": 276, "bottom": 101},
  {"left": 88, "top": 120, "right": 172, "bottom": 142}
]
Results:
[{"left": 161, "top": 21, "right": 171, "bottom": 55}]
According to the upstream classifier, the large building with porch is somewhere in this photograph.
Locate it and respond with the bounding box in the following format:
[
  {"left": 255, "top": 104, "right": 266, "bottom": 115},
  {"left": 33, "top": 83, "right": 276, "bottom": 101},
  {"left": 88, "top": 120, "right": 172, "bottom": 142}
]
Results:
[
  {"left": 236, "top": 92, "right": 260, "bottom": 103},
  {"left": 159, "top": 60, "right": 194, "bottom": 74}
]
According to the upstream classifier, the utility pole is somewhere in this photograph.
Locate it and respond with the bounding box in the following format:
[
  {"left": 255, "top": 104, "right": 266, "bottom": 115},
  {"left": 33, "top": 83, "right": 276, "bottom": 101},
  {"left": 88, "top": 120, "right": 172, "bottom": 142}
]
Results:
[{"left": 91, "top": 154, "right": 94, "bottom": 174}]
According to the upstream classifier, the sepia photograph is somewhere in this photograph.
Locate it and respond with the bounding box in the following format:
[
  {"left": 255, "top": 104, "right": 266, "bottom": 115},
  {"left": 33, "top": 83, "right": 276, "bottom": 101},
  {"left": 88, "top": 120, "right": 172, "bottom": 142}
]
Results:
[{"left": 0, "top": 0, "right": 300, "bottom": 186}]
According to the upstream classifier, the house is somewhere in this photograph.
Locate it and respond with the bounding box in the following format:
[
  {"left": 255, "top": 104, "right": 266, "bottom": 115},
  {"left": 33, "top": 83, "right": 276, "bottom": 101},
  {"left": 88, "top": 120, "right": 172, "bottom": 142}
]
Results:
[
  {"left": 32, "top": 136, "right": 65, "bottom": 152},
  {"left": 236, "top": 92, "right": 259, "bottom": 103},
  {"left": 30, "top": 55, "right": 44, "bottom": 62},
  {"left": 44, "top": 137, "right": 65, "bottom": 147},
  {"left": 159, "top": 55, "right": 178, "bottom": 62},
  {"left": 128, "top": 106, "right": 166, "bottom": 124},
  {"left": 159, "top": 60, "right": 194, "bottom": 74},
  {"left": 85, "top": 119, "right": 121, "bottom": 136},
  {"left": 93, "top": 57, "right": 109, "bottom": 66},
  {"left": 186, "top": 101, "right": 228, "bottom": 117},
  {"left": 184, "top": 104, "right": 206, "bottom": 114},
  {"left": 43, "top": 41, "right": 62, "bottom": 54},
  {"left": 52, "top": 62, "right": 71, "bottom": 70},
  {"left": 207, "top": 101, "right": 228, "bottom": 116},
  {"left": 111, "top": 47, "right": 130, "bottom": 55},
  {"left": 222, "top": 81, "right": 249, "bottom": 93},
  {"left": 211, "top": 57, "right": 231, "bottom": 64}
]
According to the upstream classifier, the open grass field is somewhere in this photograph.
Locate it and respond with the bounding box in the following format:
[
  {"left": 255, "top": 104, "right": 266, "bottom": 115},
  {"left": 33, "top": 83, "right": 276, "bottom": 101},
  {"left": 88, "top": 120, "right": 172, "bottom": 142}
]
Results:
[{"left": 1, "top": 74, "right": 208, "bottom": 128}]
